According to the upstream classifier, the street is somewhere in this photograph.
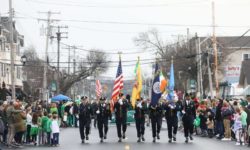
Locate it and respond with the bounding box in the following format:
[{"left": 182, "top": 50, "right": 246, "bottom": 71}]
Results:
[{"left": 21, "top": 124, "right": 249, "bottom": 150}]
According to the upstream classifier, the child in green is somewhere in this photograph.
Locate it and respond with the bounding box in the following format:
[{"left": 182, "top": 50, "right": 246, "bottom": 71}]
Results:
[
  {"left": 46, "top": 114, "right": 52, "bottom": 145},
  {"left": 41, "top": 112, "right": 49, "bottom": 144},
  {"left": 30, "top": 113, "right": 39, "bottom": 146}
]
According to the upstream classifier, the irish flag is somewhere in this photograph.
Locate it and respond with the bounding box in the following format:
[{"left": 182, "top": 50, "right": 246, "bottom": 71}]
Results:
[{"left": 159, "top": 71, "right": 167, "bottom": 92}]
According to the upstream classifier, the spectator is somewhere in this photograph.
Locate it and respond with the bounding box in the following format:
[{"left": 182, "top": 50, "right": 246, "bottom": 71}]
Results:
[
  {"left": 26, "top": 107, "right": 32, "bottom": 143},
  {"left": 41, "top": 112, "right": 49, "bottom": 144},
  {"left": 51, "top": 114, "right": 60, "bottom": 146},
  {"left": 233, "top": 107, "right": 243, "bottom": 146},
  {"left": 46, "top": 114, "right": 52, "bottom": 145},
  {"left": 221, "top": 101, "right": 233, "bottom": 141},
  {"left": 13, "top": 102, "right": 26, "bottom": 145},
  {"left": 30, "top": 113, "right": 39, "bottom": 146},
  {"left": 215, "top": 99, "right": 224, "bottom": 139},
  {"left": 207, "top": 111, "right": 214, "bottom": 138}
]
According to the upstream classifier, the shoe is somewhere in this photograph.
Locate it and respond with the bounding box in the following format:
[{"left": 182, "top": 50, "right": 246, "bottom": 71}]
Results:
[
  {"left": 100, "top": 138, "right": 104, "bottom": 143},
  {"left": 86, "top": 136, "right": 89, "bottom": 140},
  {"left": 153, "top": 137, "right": 156, "bottom": 143},
  {"left": 82, "top": 140, "right": 85, "bottom": 143},
  {"left": 235, "top": 142, "right": 240, "bottom": 146},
  {"left": 142, "top": 136, "right": 145, "bottom": 142},
  {"left": 189, "top": 135, "right": 193, "bottom": 141},
  {"left": 185, "top": 137, "right": 189, "bottom": 143},
  {"left": 123, "top": 133, "right": 126, "bottom": 139},
  {"left": 221, "top": 138, "right": 229, "bottom": 141},
  {"left": 173, "top": 135, "right": 176, "bottom": 141},
  {"left": 104, "top": 134, "right": 107, "bottom": 139},
  {"left": 137, "top": 137, "right": 141, "bottom": 143},
  {"left": 118, "top": 138, "right": 122, "bottom": 142},
  {"left": 157, "top": 133, "right": 160, "bottom": 140},
  {"left": 168, "top": 139, "right": 172, "bottom": 143}
]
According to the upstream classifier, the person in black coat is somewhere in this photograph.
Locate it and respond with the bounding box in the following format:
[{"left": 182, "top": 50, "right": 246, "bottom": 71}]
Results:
[
  {"left": 215, "top": 99, "right": 224, "bottom": 139},
  {"left": 149, "top": 101, "right": 164, "bottom": 143},
  {"left": 164, "top": 100, "right": 182, "bottom": 143},
  {"left": 95, "top": 97, "right": 112, "bottom": 143},
  {"left": 182, "top": 93, "right": 196, "bottom": 143},
  {"left": 73, "top": 102, "right": 79, "bottom": 128},
  {"left": 134, "top": 98, "right": 147, "bottom": 142},
  {"left": 78, "top": 96, "right": 92, "bottom": 143},
  {"left": 114, "top": 93, "right": 130, "bottom": 142}
]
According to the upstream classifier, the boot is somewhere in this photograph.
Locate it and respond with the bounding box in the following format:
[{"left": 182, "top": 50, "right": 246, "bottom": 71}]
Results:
[
  {"left": 137, "top": 137, "right": 141, "bottom": 143},
  {"left": 185, "top": 137, "right": 189, "bottom": 143},
  {"left": 104, "top": 134, "right": 107, "bottom": 139},
  {"left": 118, "top": 138, "right": 122, "bottom": 142},
  {"left": 86, "top": 135, "right": 89, "bottom": 141},
  {"left": 122, "top": 132, "right": 126, "bottom": 139},
  {"left": 153, "top": 137, "right": 156, "bottom": 143},
  {"left": 189, "top": 135, "right": 193, "bottom": 141},
  {"left": 168, "top": 138, "right": 172, "bottom": 143},
  {"left": 100, "top": 138, "right": 104, "bottom": 143},
  {"left": 82, "top": 139, "right": 85, "bottom": 143},
  {"left": 157, "top": 133, "right": 160, "bottom": 140},
  {"left": 142, "top": 135, "right": 145, "bottom": 142},
  {"left": 173, "top": 134, "right": 176, "bottom": 141}
]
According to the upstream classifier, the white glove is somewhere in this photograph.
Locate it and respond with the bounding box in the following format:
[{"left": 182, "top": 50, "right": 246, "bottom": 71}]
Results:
[
  {"left": 96, "top": 110, "right": 100, "bottom": 114},
  {"left": 182, "top": 110, "right": 186, "bottom": 114},
  {"left": 137, "top": 102, "right": 142, "bottom": 108},
  {"left": 118, "top": 99, "right": 123, "bottom": 105}
]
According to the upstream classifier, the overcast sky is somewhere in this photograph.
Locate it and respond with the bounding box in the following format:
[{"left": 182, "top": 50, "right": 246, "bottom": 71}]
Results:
[{"left": 1, "top": 0, "right": 250, "bottom": 79}]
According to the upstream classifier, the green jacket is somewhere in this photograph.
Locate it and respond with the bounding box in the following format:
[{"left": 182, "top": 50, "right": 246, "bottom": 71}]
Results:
[
  {"left": 45, "top": 119, "right": 52, "bottom": 133},
  {"left": 241, "top": 111, "right": 248, "bottom": 126},
  {"left": 41, "top": 116, "right": 49, "bottom": 131},
  {"left": 50, "top": 107, "right": 58, "bottom": 114}
]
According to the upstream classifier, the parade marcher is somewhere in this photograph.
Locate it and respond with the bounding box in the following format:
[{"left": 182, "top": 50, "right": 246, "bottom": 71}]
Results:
[
  {"left": 164, "top": 100, "right": 181, "bottom": 143},
  {"left": 134, "top": 98, "right": 147, "bottom": 142},
  {"left": 114, "top": 93, "right": 130, "bottom": 142},
  {"left": 91, "top": 101, "right": 98, "bottom": 128},
  {"left": 149, "top": 100, "right": 163, "bottom": 143},
  {"left": 96, "top": 97, "right": 112, "bottom": 143},
  {"left": 182, "top": 93, "right": 196, "bottom": 143},
  {"left": 72, "top": 102, "right": 79, "bottom": 128},
  {"left": 78, "top": 96, "right": 92, "bottom": 143}
]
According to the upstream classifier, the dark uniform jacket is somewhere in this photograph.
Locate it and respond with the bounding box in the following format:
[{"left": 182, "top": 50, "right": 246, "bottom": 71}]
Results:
[
  {"left": 114, "top": 99, "right": 129, "bottom": 119},
  {"left": 79, "top": 103, "right": 92, "bottom": 121},
  {"left": 182, "top": 100, "right": 196, "bottom": 120},
  {"left": 134, "top": 101, "right": 147, "bottom": 119},
  {"left": 164, "top": 102, "right": 182, "bottom": 119},
  {"left": 96, "top": 103, "right": 112, "bottom": 121},
  {"left": 149, "top": 103, "right": 164, "bottom": 119}
]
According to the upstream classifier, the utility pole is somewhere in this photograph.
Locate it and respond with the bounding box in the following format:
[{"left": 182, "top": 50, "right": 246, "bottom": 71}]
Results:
[
  {"left": 73, "top": 46, "right": 76, "bottom": 100},
  {"left": 195, "top": 33, "right": 201, "bottom": 98},
  {"left": 212, "top": 1, "right": 219, "bottom": 98},
  {"left": 51, "top": 25, "right": 68, "bottom": 94},
  {"left": 206, "top": 52, "right": 214, "bottom": 98},
  {"left": 38, "top": 11, "right": 60, "bottom": 102},
  {"left": 198, "top": 37, "right": 203, "bottom": 100},
  {"left": 9, "top": 0, "right": 15, "bottom": 100}
]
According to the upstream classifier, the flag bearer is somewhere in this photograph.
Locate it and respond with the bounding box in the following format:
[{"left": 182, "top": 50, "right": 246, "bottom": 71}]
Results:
[
  {"left": 78, "top": 96, "right": 92, "bottom": 143},
  {"left": 114, "top": 93, "right": 130, "bottom": 142},
  {"left": 149, "top": 101, "right": 164, "bottom": 143},
  {"left": 134, "top": 98, "right": 147, "bottom": 142},
  {"left": 164, "top": 100, "right": 182, "bottom": 143},
  {"left": 96, "top": 97, "right": 112, "bottom": 143},
  {"left": 182, "top": 93, "right": 196, "bottom": 143}
]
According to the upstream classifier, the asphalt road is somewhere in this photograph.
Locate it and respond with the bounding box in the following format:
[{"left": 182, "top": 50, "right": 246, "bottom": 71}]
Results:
[{"left": 4, "top": 123, "right": 250, "bottom": 150}]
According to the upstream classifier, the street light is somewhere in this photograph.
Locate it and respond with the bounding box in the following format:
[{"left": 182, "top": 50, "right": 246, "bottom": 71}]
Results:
[{"left": 20, "top": 55, "right": 27, "bottom": 65}]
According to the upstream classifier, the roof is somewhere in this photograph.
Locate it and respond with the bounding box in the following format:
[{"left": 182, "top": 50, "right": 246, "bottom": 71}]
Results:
[
  {"left": 200, "top": 36, "right": 250, "bottom": 48},
  {"left": 239, "top": 60, "right": 250, "bottom": 86}
]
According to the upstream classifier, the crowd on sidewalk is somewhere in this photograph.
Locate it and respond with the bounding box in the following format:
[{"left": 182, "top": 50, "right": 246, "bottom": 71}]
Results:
[
  {"left": 190, "top": 95, "right": 250, "bottom": 147},
  {"left": 0, "top": 95, "right": 250, "bottom": 149}
]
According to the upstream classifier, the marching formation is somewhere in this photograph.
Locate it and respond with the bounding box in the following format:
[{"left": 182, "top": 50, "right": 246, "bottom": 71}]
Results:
[{"left": 77, "top": 93, "right": 196, "bottom": 144}]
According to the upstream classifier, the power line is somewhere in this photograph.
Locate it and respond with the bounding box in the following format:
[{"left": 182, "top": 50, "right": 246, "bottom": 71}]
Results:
[{"left": 14, "top": 14, "right": 250, "bottom": 28}]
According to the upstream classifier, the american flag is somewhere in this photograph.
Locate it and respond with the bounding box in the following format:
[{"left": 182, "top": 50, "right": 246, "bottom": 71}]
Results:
[
  {"left": 96, "top": 80, "right": 102, "bottom": 98},
  {"left": 111, "top": 57, "right": 123, "bottom": 109}
]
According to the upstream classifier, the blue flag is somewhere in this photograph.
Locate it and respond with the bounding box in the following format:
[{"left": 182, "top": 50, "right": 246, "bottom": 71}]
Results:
[
  {"left": 151, "top": 63, "right": 162, "bottom": 106},
  {"left": 167, "top": 63, "right": 175, "bottom": 100}
]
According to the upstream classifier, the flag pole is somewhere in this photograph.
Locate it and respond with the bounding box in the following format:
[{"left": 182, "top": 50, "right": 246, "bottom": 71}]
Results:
[{"left": 171, "top": 56, "right": 174, "bottom": 64}]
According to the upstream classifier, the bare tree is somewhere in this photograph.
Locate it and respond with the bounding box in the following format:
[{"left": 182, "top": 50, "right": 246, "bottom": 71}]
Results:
[
  {"left": 134, "top": 29, "right": 197, "bottom": 92},
  {"left": 23, "top": 47, "right": 108, "bottom": 98}
]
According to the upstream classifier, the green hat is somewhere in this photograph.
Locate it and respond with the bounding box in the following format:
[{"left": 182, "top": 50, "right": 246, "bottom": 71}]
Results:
[{"left": 240, "top": 100, "right": 248, "bottom": 107}]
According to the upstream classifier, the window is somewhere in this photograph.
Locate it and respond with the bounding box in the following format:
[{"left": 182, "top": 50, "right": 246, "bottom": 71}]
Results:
[
  {"left": 243, "top": 53, "right": 250, "bottom": 61},
  {"left": 16, "top": 67, "right": 21, "bottom": 79}
]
